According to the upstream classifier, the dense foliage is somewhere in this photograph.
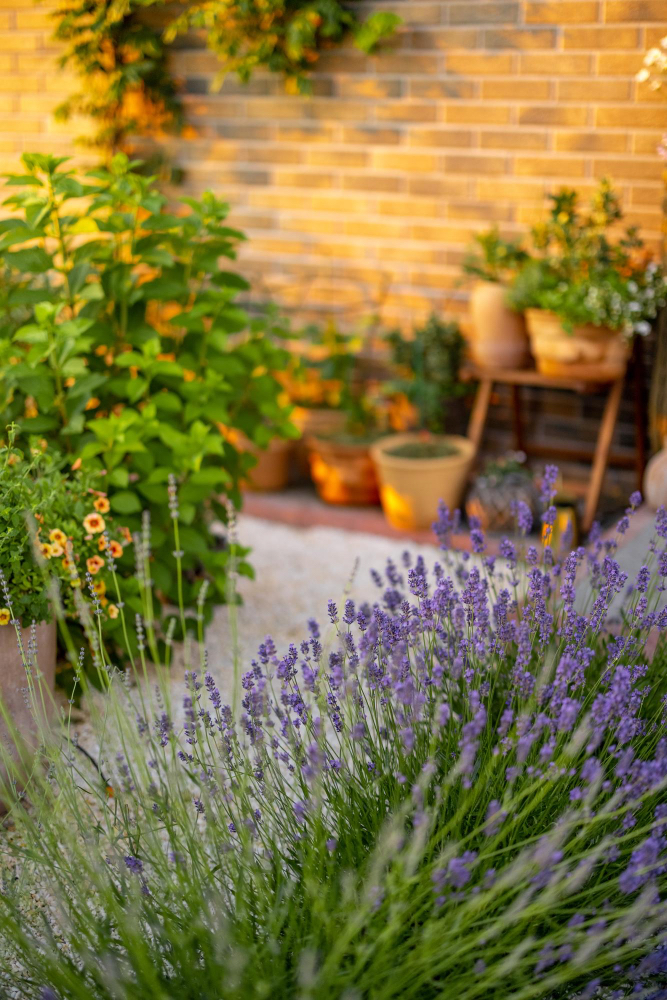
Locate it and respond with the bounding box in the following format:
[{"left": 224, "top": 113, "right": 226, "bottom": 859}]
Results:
[
  {"left": 509, "top": 180, "right": 667, "bottom": 335},
  {"left": 0, "top": 152, "right": 295, "bottom": 631},
  {"left": 385, "top": 314, "right": 468, "bottom": 435},
  {"left": 1, "top": 474, "right": 667, "bottom": 997},
  {"left": 0, "top": 430, "right": 128, "bottom": 627},
  {"left": 463, "top": 227, "right": 528, "bottom": 284}
]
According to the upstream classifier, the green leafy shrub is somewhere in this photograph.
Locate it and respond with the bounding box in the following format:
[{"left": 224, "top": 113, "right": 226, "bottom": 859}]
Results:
[
  {"left": 462, "top": 226, "right": 528, "bottom": 283},
  {"left": 509, "top": 180, "right": 667, "bottom": 335},
  {"left": 384, "top": 314, "right": 468, "bottom": 435},
  {"left": 0, "top": 152, "right": 295, "bottom": 631}
]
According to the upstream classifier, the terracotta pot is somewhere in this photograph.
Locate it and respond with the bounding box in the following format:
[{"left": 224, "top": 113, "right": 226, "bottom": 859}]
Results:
[
  {"left": 525, "top": 309, "right": 629, "bottom": 378},
  {"left": 306, "top": 436, "right": 380, "bottom": 506},
  {"left": 291, "top": 407, "right": 347, "bottom": 479},
  {"left": 370, "top": 433, "right": 475, "bottom": 532},
  {"left": 469, "top": 280, "right": 529, "bottom": 369},
  {"left": 239, "top": 436, "right": 293, "bottom": 492},
  {"left": 644, "top": 441, "right": 667, "bottom": 510},
  {"left": 0, "top": 620, "right": 56, "bottom": 799}
]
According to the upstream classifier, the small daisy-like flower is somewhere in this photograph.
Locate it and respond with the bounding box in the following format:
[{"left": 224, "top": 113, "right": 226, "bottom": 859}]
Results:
[
  {"left": 98, "top": 535, "right": 108, "bottom": 552},
  {"left": 92, "top": 579, "right": 106, "bottom": 597},
  {"left": 93, "top": 496, "right": 110, "bottom": 514},
  {"left": 49, "top": 528, "right": 67, "bottom": 546},
  {"left": 49, "top": 542, "right": 64, "bottom": 558},
  {"left": 107, "top": 604, "right": 119, "bottom": 619},
  {"left": 83, "top": 513, "right": 105, "bottom": 534},
  {"left": 62, "top": 555, "right": 74, "bottom": 570},
  {"left": 86, "top": 556, "right": 105, "bottom": 575},
  {"left": 108, "top": 540, "right": 123, "bottom": 559},
  {"left": 120, "top": 526, "right": 132, "bottom": 543},
  {"left": 39, "top": 542, "right": 53, "bottom": 559},
  {"left": 0, "top": 608, "right": 10, "bottom": 626}
]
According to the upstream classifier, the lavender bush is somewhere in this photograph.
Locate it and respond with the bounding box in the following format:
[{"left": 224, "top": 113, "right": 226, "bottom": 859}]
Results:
[{"left": 1, "top": 472, "right": 667, "bottom": 999}]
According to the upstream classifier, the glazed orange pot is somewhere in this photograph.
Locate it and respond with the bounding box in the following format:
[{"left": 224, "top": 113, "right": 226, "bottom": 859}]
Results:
[{"left": 306, "top": 435, "right": 380, "bottom": 506}]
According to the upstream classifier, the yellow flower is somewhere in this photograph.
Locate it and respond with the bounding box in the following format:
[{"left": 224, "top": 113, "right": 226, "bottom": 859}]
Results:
[
  {"left": 107, "top": 604, "right": 119, "bottom": 619},
  {"left": 49, "top": 528, "right": 67, "bottom": 546},
  {"left": 39, "top": 542, "right": 53, "bottom": 559},
  {"left": 92, "top": 579, "right": 106, "bottom": 597},
  {"left": 93, "top": 496, "right": 110, "bottom": 514},
  {"left": 24, "top": 396, "right": 38, "bottom": 419},
  {"left": 0, "top": 609, "right": 10, "bottom": 626},
  {"left": 62, "top": 556, "right": 74, "bottom": 570},
  {"left": 70, "top": 577, "right": 81, "bottom": 589},
  {"left": 83, "top": 513, "right": 106, "bottom": 534},
  {"left": 49, "top": 542, "right": 64, "bottom": 558},
  {"left": 64, "top": 377, "right": 76, "bottom": 388},
  {"left": 86, "top": 556, "right": 105, "bottom": 575}
]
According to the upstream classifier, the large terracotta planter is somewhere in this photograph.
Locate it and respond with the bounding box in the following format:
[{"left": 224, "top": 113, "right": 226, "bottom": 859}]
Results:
[
  {"left": 525, "top": 309, "right": 629, "bottom": 378},
  {"left": 0, "top": 619, "right": 56, "bottom": 798},
  {"left": 291, "top": 407, "right": 347, "bottom": 478},
  {"left": 306, "top": 435, "right": 380, "bottom": 506},
  {"left": 469, "top": 280, "right": 529, "bottom": 369},
  {"left": 240, "top": 436, "right": 293, "bottom": 492},
  {"left": 370, "top": 433, "right": 475, "bottom": 532}
]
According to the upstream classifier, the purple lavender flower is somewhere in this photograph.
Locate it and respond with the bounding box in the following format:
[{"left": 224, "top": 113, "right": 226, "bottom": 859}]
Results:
[{"left": 124, "top": 856, "right": 143, "bottom": 874}]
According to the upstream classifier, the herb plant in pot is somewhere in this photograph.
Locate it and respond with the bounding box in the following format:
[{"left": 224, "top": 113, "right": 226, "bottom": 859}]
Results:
[
  {"left": 463, "top": 228, "right": 529, "bottom": 369},
  {"left": 509, "top": 181, "right": 667, "bottom": 378},
  {"left": 371, "top": 315, "right": 474, "bottom": 531}
]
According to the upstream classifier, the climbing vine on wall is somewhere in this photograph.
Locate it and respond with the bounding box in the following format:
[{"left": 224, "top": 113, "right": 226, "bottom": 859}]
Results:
[{"left": 50, "top": 0, "right": 401, "bottom": 152}]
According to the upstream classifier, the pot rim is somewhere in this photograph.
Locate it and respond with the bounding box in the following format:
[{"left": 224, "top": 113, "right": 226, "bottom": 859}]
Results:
[
  {"left": 524, "top": 308, "right": 621, "bottom": 338},
  {"left": 370, "top": 433, "right": 476, "bottom": 471}
]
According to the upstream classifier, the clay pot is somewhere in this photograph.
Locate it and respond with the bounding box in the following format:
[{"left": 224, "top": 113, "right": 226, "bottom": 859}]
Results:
[
  {"left": 0, "top": 620, "right": 57, "bottom": 799},
  {"left": 644, "top": 442, "right": 667, "bottom": 510},
  {"left": 240, "top": 436, "right": 293, "bottom": 492},
  {"left": 306, "top": 436, "right": 380, "bottom": 506},
  {"left": 525, "top": 309, "right": 629, "bottom": 378},
  {"left": 291, "top": 407, "right": 347, "bottom": 479},
  {"left": 370, "top": 433, "right": 475, "bottom": 532},
  {"left": 469, "top": 280, "right": 530, "bottom": 369}
]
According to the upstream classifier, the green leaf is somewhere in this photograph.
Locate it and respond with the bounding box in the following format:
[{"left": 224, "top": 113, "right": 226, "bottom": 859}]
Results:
[
  {"left": 4, "top": 247, "right": 52, "bottom": 273},
  {"left": 109, "top": 490, "right": 143, "bottom": 514}
]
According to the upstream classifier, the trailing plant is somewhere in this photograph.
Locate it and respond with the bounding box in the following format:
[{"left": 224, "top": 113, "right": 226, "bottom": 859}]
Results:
[
  {"left": 51, "top": 0, "right": 183, "bottom": 153},
  {"left": 166, "top": 1, "right": 402, "bottom": 94},
  {"left": 1, "top": 475, "right": 667, "bottom": 997},
  {"left": 462, "top": 226, "right": 528, "bottom": 284},
  {"left": 0, "top": 428, "right": 129, "bottom": 629},
  {"left": 0, "top": 152, "right": 295, "bottom": 632},
  {"left": 385, "top": 313, "right": 468, "bottom": 435},
  {"left": 509, "top": 180, "right": 667, "bottom": 336}
]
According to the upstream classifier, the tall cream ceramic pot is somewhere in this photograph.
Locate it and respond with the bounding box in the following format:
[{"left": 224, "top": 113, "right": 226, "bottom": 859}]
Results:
[
  {"left": 525, "top": 309, "right": 629, "bottom": 379},
  {"left": 644, "top": 440, "right": 667, "bottom": 510},
  {"left": 0, "top": 619, "right": 57, "bottom": 805},
  {"left": 469, "top": 280, "right": 529, "bottom": 369},
  {"left": 370, "top": 433, "right": 475, "bottom": 532}
]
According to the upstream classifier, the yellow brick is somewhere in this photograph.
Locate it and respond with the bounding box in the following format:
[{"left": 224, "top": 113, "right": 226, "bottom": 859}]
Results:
[
  {"left": 515, "top": 156, "right": 587, "bottom": 177},
  {"left": 251, "top": 238, "right": 312, "bottom": 256},
  {"left": 345, "top": 219, "right": 408, "bottom": 239},
  {"left": 564, "top": 26, "right": 640, "bottom": 48},
  {"left": 343, "top": 174, "right": 404, "bottom": 193},
  {"left": 0, "top": 73, "right": 41, "bottom": 92},
  {"left": 623, "top": 209, "right": 663, "bottom": 230},
  {"left": 378, "top": 197, "right": 442, "bottom": 218},
  {"left": 310, "top": 195, "right": 368, "bottom": 214},
  {"left": 554, "top": 132, "right": 629, "bottom": 152},
  {"left": 0, "top": 116, "right": 44, "bottom": 133},
  {"left": 519, "top": 106, "right": 589, "bottom": 126},
  {"left": 409, "top": 79, "right": 477, "bottom": 99},
  {"left": 446, "top": 52, "right": 516, "bottom": 74},
  {"left": 443, "top": 104, "right": 512, "bottom": 124},
  {"left": 629, "top": 184, "right": 664, "bottom": 205},
  {"left": 596, "top": 106, "right": 667, "bottom": 127},
  {"left": 288, "top": 216, "right": 343, "bottom": 236},
  {"left": 276, "top": 125, "right": 336, "bottom": 143},
  {"left": 245, "top": 147, "right": 302, "bottom": 164},
  {"left": 592, "top": 158, "right": 663, "bottom": 180},
  {"left": 373, "top": 151, "right": 438, "bottom": 172},
  {"left": 15, "top": 10, "right": 55, "bottom": 28},
  {"left": 444, "top": 154, "right": 507, "bottom": 174},
  {"left": 481, "top": 130, "right": 548, "bottom": 150},
  {"left": 408, "top": 128, "right": 472, "bottom": 147},
  {"left": 449, "top": 2, "right": 520, "bottom": 24},
  {"left": 410, "top": 222, "right": 476, "bottom": 243},
  {"left": 371, "top": 53, "right": 440, "bottom": 74},
  {"left": 408, "top": 176, "right": 469, "bottom": 197},
  {"left": 336, "top": 79, "right": 403, "bottom": 100},
  {"left": 19, "top": 94, "right": 62, "bottom": 113},
  {"left": 520, "top": 53, "right": 593, "bottom": 75},
  {"left": 604, "top": 1, "right": 667, "bottom": 20},
  {"left": 516, "top": 204, "right": 550, "bottom": 225},
  {"left": 481, "top": 79, "right": 551, "bottom": 100},
  {"left": 376, "top": 102, "right": 438, "bottom": 123},
  {"left": 597, "top": 53, "right": 646, "bottom": 74},
  {"left": 307, "top": 149, "right": 369, "bottom": 168},
  {"left": 484, "top": 28, "right": 557, "bottom": 48},
  {"left": 0, "top": 55, "right": 11, "bottom": 71},
  {"left": 248, "top": 191, "right": 312, "bottom": 211},
  {"left": 448, "top": 200, "right": 513, "bottom": 221},
  {"left": 308, "top": 99, "right": 371, "bottom": 122},
  {"left": 557, "top": 79, "right": 632, "bottom": 101},
  {"left": 476, "top": 179, "right": 545, "bottom": 200},
  {"left": 0, "top": 97, "right": 14, "bottom": 113},
  {"left": 385, "top": 3, "right": 442, "bottom": 26},
  {"left": 1, "top": 33, "right": 37, "bottom": 51},
  {"left": 414, "top": 28, "right": 478, "bottom": 50},
  {"left": 633, "top": 132, "right": 665, "bottom": 153},
  {"left": 525, "top": 1, "right": 600, "bottom": 23},
  {"left": 341, "top": 126, "right": 401, "bottom": 145},
  {"left": 272, "top": 171, "right": 335, "bottom": 188}
]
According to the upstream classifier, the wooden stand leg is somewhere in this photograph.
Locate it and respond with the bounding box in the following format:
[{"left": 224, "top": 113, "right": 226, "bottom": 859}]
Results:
[
  {"left": 467, "top": 379, "right": 493, "bottom": 455},
  {"left": 511, "top": 384, "right": 525, "bottom": 452},
  {"left": 582, "top": 377, "right": 624, "bottom": 535},
  {"left": 632, "top": 337, "right": 647, "bottom": 492}
]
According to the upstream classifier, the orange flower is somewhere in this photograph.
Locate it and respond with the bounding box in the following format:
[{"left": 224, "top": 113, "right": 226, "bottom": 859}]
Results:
[
  {"left": 107, "top": 604, "right": 119, "bottom": 619},
  {"left": 120, "top": 526, "right": 132, "bottom": 544},
  {"left": 62, "top": 556, "right": 73, "bottom": 570},
  {"left": 49, "top": 542, "right": 64, "bottom": 558},
  {"left": 71, "top": 457, "right": 82, "bottom": 471},
  {"left": 83, "top": 513, "right": 106, "bottom": 534},
  {"left": 25, "top": 397, "right": 38, "bottom": 419},
  {"left": 98, "top": 535, "right": 108, "bottom": 551},
  {"left": 39, "top": 542, "right": 53, "bottom": 559},
  {"left": 182, "top": 369, "right": 197, "bottom": 382},
  {"left": 94, "top": 344, "right": 108, "bottom": 356},
  {"left": 86, "top": 555, "right": 105, "bottom": 575},
  {"left": 85, "top": 397, "right": 101, "bottom": 411},
  {"left": 64, "top": 376, "right": 76, "bottom": 388},
  {"left": 92, "top": 579, "right": 106, "bottom": 597},
  {"left": 49, "top": 528, "right": 67, "bottom": 546},
  {"left": 157, "top": 352, "right": 176, "bottom": 362},
  {"left": 0, "top": 609, "right": 10, "bottom": 626},
  {"left": 93, "top": 496, "right": 110, "bottom": 514},
  {"left": 108, "top": 540, "right": 123, "bottom": 559}
]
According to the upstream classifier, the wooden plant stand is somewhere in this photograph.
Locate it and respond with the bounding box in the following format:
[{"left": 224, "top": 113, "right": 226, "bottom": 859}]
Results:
[{"left": 463, "top": 346, "right": 646, "bottom": 533}]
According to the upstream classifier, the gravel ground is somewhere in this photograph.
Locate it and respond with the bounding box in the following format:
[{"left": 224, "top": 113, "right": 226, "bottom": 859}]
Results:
[{"left": 205, "top": 514, "right": 443, "bottom": 700}]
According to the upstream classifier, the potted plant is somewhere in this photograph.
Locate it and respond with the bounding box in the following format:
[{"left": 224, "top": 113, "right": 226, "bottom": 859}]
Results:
[
  {"left": 509, "top": 180, "right": 667, "bottom": 377},
  {"left": 463, "top": 228, "right": 530, "bottom": 369},
  {"left": 0, "top": 431, "right": 129, "bottom": 755},
  {"left": 465, "top": 451, "right": 539, "bottom": 533},
  {"left": 370, "top": 315, "right": 474, "bottom": 531}
]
